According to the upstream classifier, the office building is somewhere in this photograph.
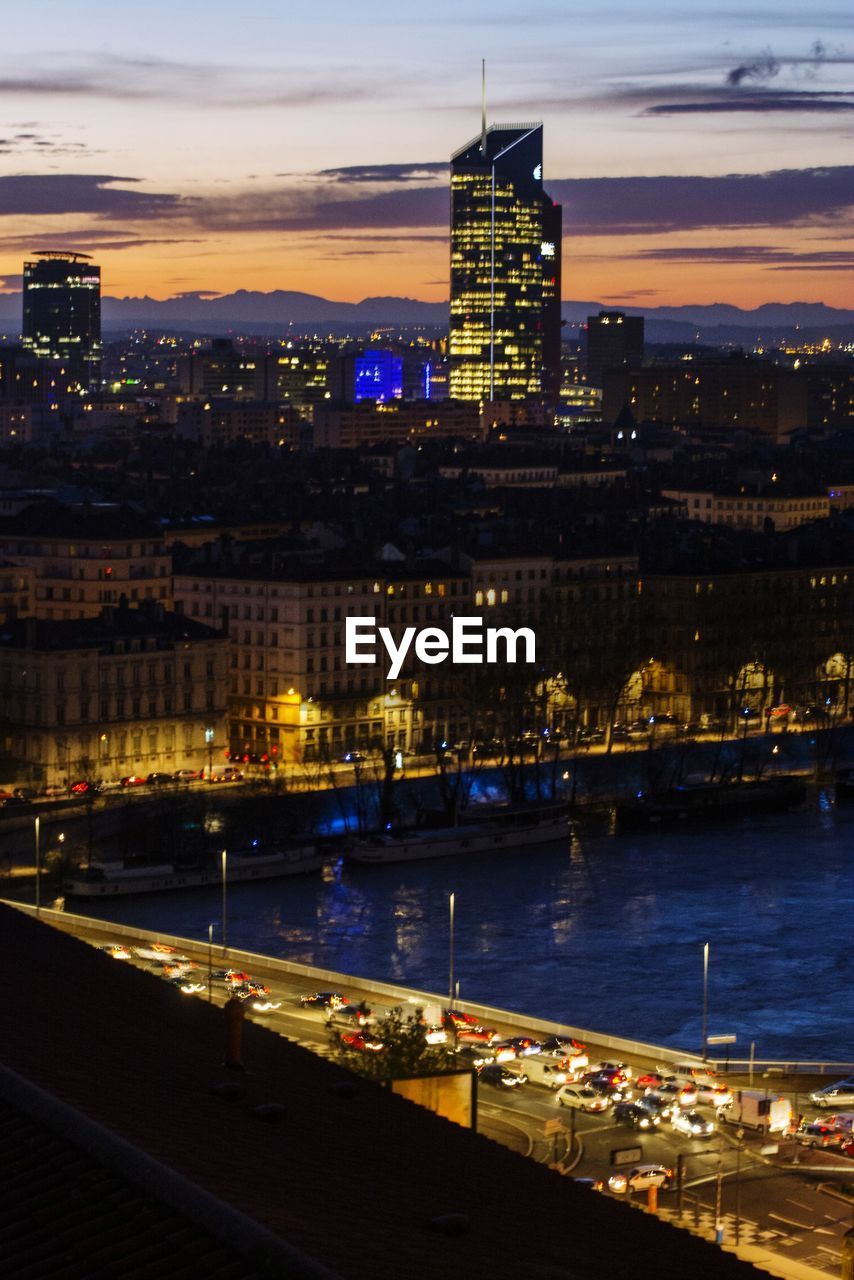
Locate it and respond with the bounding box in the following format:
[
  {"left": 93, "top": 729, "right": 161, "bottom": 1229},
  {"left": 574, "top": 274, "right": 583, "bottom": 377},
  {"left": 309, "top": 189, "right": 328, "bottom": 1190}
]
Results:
[
  {"left": 22, "top": 251, "right": 101, "bottom": 393},
  {"left": 586, "top": 311, "right": 644, "bottom": 388},
  {"left": 449, "top": 122, "right": 562, "bottom": 405}
]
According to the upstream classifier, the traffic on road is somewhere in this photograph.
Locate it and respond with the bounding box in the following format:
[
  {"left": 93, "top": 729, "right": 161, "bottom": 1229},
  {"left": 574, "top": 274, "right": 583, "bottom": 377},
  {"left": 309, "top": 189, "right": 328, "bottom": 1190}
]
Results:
[{"left": 73, "top": 921, "right": 854, "bottom": 1279}]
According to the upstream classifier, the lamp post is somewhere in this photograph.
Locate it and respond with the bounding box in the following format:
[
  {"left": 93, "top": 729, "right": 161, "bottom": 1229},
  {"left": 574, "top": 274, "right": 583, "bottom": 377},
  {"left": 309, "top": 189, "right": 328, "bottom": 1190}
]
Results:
[
  {"left": 702, "top": 941, "right": 710, "bottom": 1061},
  {"left": 34, "top": 815, "right": 40, "bottom": 914},
  {"left": 205, "top": 726, "right": 214, "bottom": 782},
  {"left": 448, "top": 891, "right": 455, "bottom": 1007},
  {"left": 221, "top": 849, "right": 228, "bottom": 952}
]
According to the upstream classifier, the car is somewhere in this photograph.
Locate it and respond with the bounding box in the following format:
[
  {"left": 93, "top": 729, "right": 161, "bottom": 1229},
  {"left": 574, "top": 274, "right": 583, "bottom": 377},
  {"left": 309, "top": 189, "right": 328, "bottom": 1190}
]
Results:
[
  {"left": 793, "top": 1122, "right": 845, "bottom": 1149},
  {"left": 70, "top": 779, "right": 99, "bottom": 795},
  {"left": 637, "top": 1071, "right": 665, "bottom": 1089},
  {"left": 695, "top": 1083, "right": 733, "bottom": 1108},
  {"left": 594, "top": 1062, "right": 633, "bottom": 1082},
  {"left": 443, "top": 1010, "right": 498, "bottom": 1042},
  {"left": 810, "top": 1078, "right": 854, "bottom": 1109},
  {"left": 174, "top": 768, "right": 203, "bottom": 781},
  {"left": 478, "top": 1063, "right": 527, "bottom": 1089},
  {"left": 486, "top": 1042, "right": 520, "bottom": 1064},
  {"left": 608, "top": 1165, "right": 673, "bottom": 1195},
  {"left": 582, "top": 1071, "right": 633, "bottom": 1102},
  {"left": 671, "top": 1110, "right": 716, "bottom": 1138},
  {"left": 556, "top": 1085, "right": 610, "bottom": 1113},
  {"left": 146, "top": 772, "right": 174, "bottom": 786},
  {"left": 211, "top": 767, "right": 244, "bottom": 783},
  {"left": 454, "top": 1045, "right": 492, "bottom": 1069},
  {"left": 98, "top": 943, "right": 132, "bottom": 960},
  {"left": 243, "top": 998, "right": 282, "bottom": 1015},
  {"left": 98, "top": 778, "right": 123, "bottom": 791},
  {"left": 541, "top": 1036, "right": 587, "bottom": 1061},
  {"left": 497, "top": 1036, "right": 543, "bottom": 1057},
  {"left": 340, "top": 1030, "right": 384, "bottom": 1052},
  {"left": 211, "top": 968, "right": 251, "bottom": 986},
  {"left": 120, "top": 774, "right": 147, "bottom": 787},
  {"left": 613, "top": 1101, "right": 661, "bottom": 1130},
  {"left": 232, "top": 980, "right": 271, "bottom": 999},
  {"left": 572, "top": 1177, "right": 605, "bottom": 1191},
  {"left": 1, "top": 792, "right": 31, "bottom": 807},
  {"left": 327, "top": 1004, "right": 372, "bottom": 1028},
  {"left": 338, "top": 751, "right": 366, "bottom": 764},
  {"left": 167, "top": 976, "right": 206, "bottom": 995},
  {"left": 299, "top": 991, "right": 349, "bottom": 1009},
  {"left": 652, "top": 1081, "right": 698, "bottom": 1108}
]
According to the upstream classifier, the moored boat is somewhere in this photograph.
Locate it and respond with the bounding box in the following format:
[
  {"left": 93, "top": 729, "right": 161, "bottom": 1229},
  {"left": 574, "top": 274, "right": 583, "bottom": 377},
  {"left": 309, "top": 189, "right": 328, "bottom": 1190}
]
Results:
[
  {"left": 65, "top": 842, "right": 328, "bottom": 897},
  {"left": 345, "top": 801, "right": 570, "bottom": 865},
  {"left": 615, "top": 775, "right": 807, "bottom": 829}
]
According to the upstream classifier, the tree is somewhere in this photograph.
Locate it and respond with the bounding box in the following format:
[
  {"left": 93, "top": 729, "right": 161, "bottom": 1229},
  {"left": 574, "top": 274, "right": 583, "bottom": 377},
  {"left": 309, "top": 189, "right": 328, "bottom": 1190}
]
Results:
[{"left": 329, "top": 1005, "right": 454, "bottom": 1082}]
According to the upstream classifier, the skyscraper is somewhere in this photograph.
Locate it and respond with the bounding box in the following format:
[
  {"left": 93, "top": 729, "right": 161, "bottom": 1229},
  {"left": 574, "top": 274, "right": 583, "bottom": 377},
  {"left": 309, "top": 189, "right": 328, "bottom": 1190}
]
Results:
[
  {"left": 449, "top": 122, "right": 562, "bottom": 405},
  {"left": 22, "top": 251, "right": 102, "bottom": 393},
  {"left": 586, "top": 310, "right": 644, "bottom": 389}
]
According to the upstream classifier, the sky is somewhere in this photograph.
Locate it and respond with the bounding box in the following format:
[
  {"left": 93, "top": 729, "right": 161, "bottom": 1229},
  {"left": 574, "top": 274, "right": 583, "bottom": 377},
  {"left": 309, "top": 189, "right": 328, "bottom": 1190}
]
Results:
[{"left": 0, "top": 0, "right": 852, "bottom": 308}]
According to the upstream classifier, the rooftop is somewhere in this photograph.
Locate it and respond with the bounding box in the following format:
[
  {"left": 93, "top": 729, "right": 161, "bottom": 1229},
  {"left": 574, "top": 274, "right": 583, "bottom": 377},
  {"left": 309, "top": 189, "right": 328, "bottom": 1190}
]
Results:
[{"left": 0, "top": 904, "right": 758, "bottom": 1280}]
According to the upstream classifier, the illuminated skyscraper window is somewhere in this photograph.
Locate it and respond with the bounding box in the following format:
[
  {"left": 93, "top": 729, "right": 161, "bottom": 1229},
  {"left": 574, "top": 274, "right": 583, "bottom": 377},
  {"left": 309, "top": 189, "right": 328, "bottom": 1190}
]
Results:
[{"left": 449, "top": 123, "right": 562, "bottom": 405}]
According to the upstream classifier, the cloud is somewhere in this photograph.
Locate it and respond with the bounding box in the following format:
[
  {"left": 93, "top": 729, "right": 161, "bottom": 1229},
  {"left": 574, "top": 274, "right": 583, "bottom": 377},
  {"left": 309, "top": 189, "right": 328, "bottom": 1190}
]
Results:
[
  {"left": 630, "top": 245, "right": 854, "bottom": 268},
  {"left": 0, "top": 174, "right": 185, "bottom": 218},
  {"left": 726, "top": 49, "right": 781, "bottom": 87},
  {"left": 0, "top": 56, "right": 394, "bottom": 109},
  {"left": 550, "top": 167, "right": 854, "bottom": 236},
  {"left": 0, "top": 273, "right": 22, "bottom": 290},
  {"left": 645, "top": 94, "right": 854, "bottom": 115},
  {"left": 0, "top": 227, "right": 197, "bottom": 254},
  {"left": 315, "top": 162, "right": 448, "bottom": 185},
  {"left": 2, "top": 165, "right": 851, "bottom": 248}
]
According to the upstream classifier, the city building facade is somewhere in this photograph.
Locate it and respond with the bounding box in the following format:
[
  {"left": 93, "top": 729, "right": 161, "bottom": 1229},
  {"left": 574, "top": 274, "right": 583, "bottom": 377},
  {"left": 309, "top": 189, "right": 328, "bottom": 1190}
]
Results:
[{"left": 22, "top": 251, "right": 102, "bottom": 393}]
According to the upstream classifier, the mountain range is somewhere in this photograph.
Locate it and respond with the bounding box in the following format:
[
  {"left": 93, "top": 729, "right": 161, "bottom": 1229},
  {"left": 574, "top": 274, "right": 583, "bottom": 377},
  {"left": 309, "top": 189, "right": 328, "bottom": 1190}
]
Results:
[{"left": 0, "top": 289, "right": 852, "bottom": 344}]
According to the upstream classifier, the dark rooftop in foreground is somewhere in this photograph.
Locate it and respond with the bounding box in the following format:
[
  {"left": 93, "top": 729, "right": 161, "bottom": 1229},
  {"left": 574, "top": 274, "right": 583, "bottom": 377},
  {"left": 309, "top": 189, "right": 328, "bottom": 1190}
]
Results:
[{"left": 0, "top": 904, "right": 760, "bottom": 1280}]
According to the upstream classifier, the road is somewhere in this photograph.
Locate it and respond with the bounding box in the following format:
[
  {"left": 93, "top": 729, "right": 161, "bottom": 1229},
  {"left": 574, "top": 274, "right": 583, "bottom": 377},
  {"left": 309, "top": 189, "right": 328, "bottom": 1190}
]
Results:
[{"left": 44, "top": 913, "right": 854, "bottom": 1280}]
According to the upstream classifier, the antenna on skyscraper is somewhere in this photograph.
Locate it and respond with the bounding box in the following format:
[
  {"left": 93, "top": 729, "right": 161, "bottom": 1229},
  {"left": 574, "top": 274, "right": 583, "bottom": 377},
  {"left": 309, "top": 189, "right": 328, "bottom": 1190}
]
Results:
[{"left": 480, "top": 58, "right": 487, "bottom": 155}]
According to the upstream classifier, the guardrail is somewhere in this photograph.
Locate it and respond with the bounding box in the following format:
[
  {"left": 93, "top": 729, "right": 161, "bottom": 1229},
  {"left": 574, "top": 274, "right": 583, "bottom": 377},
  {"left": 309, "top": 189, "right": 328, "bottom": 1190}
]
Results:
[
  {"left": 708, "top": 1059, "right": 854, "bottom": 1075},
  {"left": 7, "top": 900, "right": 701, "bottom": 1065},
  {"left": 10, "top": 901, "right": 852, "bottom": 1077}
]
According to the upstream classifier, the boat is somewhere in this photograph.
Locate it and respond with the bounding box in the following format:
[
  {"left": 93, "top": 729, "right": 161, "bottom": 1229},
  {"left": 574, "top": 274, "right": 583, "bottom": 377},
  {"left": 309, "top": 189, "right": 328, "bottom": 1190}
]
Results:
[
  {"left": 345, "top": 802, "right": 570, "bottom": 865},
  {"left": 834, "top": 768, "right": 854, "bottom": 804},
  {"left": 64, "top": 842, "right": 328, "bottom": 897},
  {"left": 615, "top": 775, "right": 807, "bottom": 829}
]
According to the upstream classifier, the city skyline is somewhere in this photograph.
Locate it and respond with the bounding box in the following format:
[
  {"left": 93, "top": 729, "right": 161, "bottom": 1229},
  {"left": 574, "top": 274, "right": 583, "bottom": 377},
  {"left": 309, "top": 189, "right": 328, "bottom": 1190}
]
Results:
[{"left": 0, "top": 1, "right": 852, "bottom": 309}]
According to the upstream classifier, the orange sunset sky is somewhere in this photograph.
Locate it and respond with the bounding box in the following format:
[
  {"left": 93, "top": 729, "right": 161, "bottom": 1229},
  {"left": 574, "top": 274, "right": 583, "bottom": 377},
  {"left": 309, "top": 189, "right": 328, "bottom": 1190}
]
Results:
[{"left": 0, "top": 0, "right": 852, "bottom": 310}]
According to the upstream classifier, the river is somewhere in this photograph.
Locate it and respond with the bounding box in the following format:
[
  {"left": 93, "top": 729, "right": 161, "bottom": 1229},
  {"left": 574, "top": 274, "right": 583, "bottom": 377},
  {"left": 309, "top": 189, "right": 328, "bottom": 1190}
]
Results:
[{"left": 74, "top": 792, "right": 854, "bottom": 1062}]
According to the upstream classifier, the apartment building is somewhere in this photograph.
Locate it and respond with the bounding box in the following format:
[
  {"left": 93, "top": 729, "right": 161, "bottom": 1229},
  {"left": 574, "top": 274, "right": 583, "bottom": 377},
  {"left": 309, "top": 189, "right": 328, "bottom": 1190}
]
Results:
[
  {"left": 0, "top": 503, "right": 172, "bottom": 620},
  {"left": 0, "top": 603, "right": 228, "bottom": 786}
]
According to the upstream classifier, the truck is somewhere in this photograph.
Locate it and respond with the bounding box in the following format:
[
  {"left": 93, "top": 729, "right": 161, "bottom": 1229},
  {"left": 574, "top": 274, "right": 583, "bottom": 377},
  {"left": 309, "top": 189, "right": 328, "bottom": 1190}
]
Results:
[{"left": 719, "top": 1089, "right": 792, "bottom": 1135}]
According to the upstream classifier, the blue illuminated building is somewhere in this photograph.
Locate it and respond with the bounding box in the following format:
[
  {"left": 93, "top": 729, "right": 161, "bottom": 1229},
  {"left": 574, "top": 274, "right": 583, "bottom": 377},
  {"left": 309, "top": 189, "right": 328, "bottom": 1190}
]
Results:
[{"left": 353, "top": 350, "right": 403, "bottom": 403}]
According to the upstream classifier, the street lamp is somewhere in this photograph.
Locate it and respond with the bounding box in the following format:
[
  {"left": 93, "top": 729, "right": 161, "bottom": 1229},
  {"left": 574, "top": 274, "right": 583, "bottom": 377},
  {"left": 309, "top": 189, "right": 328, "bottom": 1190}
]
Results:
[
  {"left": 448, "top": 891, "right": 455, "bottom": 1007},
  {"left": 221, "top": 849, "right": 228, "bottom": 952},
  {"left": 702, "top": 941, "right": 710, "bottom": 1061},
  {"left": 34, "top": 815, "right": 40, "bottom": 915},
  {"left": 205, "top": 726, "right": 215, "bottom": 781}
]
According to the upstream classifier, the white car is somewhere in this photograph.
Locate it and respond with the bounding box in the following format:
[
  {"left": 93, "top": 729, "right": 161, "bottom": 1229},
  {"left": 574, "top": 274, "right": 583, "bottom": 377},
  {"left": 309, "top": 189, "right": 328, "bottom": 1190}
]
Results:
[
  {"left": 608, "top": 1164, "right": 674, "bottom": 1194},
  {"left": 671, "top": 1110, "right": 716, "bottom": 1138},
  {"left": 556, "top": 1085, "right": 610, "bottom": 1113},
  {"left": 695, "top": 1083, "right": 732, "bottom": 1108},
  {"left": 810, "top": 1078, "right": 854, "bottom": 1109}
]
